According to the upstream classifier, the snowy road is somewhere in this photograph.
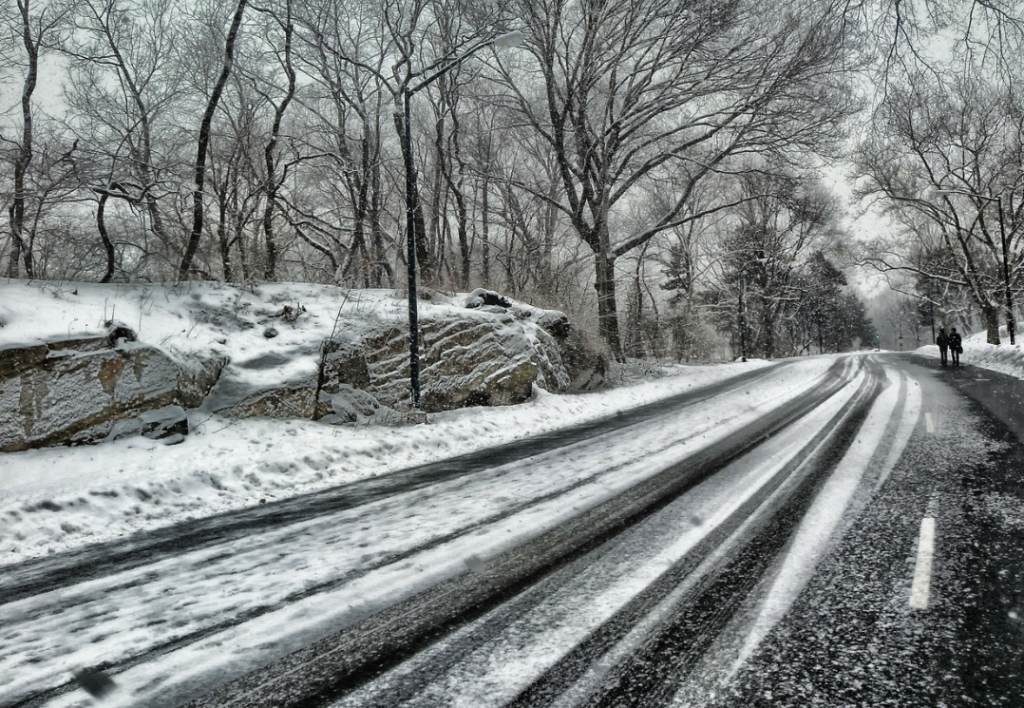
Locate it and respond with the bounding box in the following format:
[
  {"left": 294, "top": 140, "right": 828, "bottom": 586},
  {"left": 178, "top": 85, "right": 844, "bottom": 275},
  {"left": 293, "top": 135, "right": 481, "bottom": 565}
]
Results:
[{"left": 7, "top": 353, "right": 1013, "bottom": 708}]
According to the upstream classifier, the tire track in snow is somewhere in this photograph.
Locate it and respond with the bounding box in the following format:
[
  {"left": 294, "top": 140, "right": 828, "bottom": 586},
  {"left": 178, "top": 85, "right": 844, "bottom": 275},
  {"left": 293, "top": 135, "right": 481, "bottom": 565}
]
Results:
[
  {"left": 158, "top": 362, "right": 861, "bottom": 708},
  {"left": 4, "top": 361, "right": 842, "bottom": 708},
  {"left": 327, "top": 365, "right": 876, "bottom": 708},
  {"left": 666, "top": 359, "right": 922, "bottom": 707},
  {"left": 0, "top": 362, "right": 791, "bottom": 606}
]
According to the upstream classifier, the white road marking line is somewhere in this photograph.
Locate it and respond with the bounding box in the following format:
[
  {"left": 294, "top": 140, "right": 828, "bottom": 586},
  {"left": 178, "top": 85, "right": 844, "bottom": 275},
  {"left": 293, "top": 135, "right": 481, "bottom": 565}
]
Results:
[
  {"left": 910, "top": 517, "right": 936, "bottom": 609},
  {"left": 925, "top": 412, "right": 935, "bottom": 434}
]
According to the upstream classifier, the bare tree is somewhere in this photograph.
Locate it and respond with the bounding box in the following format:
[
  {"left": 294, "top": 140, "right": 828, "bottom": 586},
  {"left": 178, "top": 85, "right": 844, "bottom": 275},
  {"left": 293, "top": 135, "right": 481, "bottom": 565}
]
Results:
[
  {"left": 177, "top": 0, "right": 250, "bottom": 281},
  {"left": 855, "top": 69, "right": 1023, "bottom": 343},
  {"left": 206, "top": 82, "right": 265, "bottom": 281},
  {"left": 873, "top": 0, "right": 1024, "bottom": 87},
  {"left": 241, "top": 0, "right": 298, "bottom": 281},
  {"left": 1, "top": 0, "right": 70, "bottom": 278},
  {"left": 61, "top": 0, "right": 185, "bottom": 279},
  {"left": 655, "top": 183, "right": 725, "bottom": 362},
  {"left": 495, "top": 0, "right": 860, "bottom": 359},
  {"left": 295, "top": 0, "right": 396, "bottom": 286}
]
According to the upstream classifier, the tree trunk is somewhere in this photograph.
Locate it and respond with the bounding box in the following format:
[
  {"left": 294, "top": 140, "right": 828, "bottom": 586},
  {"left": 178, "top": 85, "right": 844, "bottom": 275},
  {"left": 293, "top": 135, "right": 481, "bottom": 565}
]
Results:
[
  {"left": 594, "top": 252, "right": 624, "bottom": 361},
  {"left": 369, "top": 146, "right": 391, "bottom": 287},
  {"left": 984, "top": 304, "right": 1000, "bottom": 344},
  {"left": 8, "top": 203, "right": 23, "bottom": 278},
  {"left": 238, "top": 224, "right": 250, "bottom": 281},
  {"left": 593, "top": 213, "right": 624, "bottom": 361},
  {"left": 96, "top": 191, "right": 114, "bottom": 282},
  {"left": 481, "top": 176, "right": 490, "bottom": 285},
  {"left": 8, "top": 0, "right": 39, "bottom": 279},
  {"left": 260, "top": 0, "right": 296, "bottom": 282},
  {"left": 263, "top": 201, "right": 277, "bottom": 280},
  {"left": 436, "top": 94, "right": 470, "bottom": 289},
  {"left": 455, "top": 188, "right": 469, "bottom": 289},
  {"left": 217, "top": 192, "right": 233, "bottom": 281},
  {"left": 177, "top": 0, "right": 249, "bottom": 281},
  {"left": 342, "top": 211, "right": 369, "bottom": 286},
  {"left": 625, "top": 272, "right": 643, "bottom": 358},
  {"left": 762, "top": 301, "right": 776, "bottom": 358}
]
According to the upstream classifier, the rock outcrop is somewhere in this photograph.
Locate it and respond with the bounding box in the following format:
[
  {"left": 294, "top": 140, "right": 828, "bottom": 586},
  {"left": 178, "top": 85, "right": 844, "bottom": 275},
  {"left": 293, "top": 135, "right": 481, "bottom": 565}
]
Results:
[
  {"left": 316, "top": 300, "right": 606, "bottom": 414},
  {"left": 0, "top": 284, "right": 607, "bottom": 448},
  {"left": 0, "top": 330, "right": 224, "bottom": 452}
]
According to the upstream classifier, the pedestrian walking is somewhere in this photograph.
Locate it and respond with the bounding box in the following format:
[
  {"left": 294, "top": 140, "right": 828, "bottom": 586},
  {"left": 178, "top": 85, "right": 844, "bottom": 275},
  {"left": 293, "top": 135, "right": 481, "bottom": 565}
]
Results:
[
  {"left": 949, "top": 327, "right": 963, "bottom": 367},
  {"left": 936, "top": 328, "right": 949, "bottom": 367}
]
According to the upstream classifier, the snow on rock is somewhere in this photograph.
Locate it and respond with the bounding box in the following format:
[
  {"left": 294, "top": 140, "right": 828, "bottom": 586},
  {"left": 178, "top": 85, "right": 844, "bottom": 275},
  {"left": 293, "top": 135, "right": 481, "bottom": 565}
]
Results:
[
  {"left": 464, "top": 287, "right": 512, "bottom": 309},
  {"left": 0, "top": 281, "right": 608, "bottom": 445},
  {"left": 0, "top": 331, "right": 222, "bottom": 452}
]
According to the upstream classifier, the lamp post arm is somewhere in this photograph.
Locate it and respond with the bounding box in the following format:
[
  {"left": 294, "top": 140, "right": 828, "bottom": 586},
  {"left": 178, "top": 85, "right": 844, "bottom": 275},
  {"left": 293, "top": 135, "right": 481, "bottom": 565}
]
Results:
[{"left": 409, "top": 38, "right": 495, "bottom": 95}]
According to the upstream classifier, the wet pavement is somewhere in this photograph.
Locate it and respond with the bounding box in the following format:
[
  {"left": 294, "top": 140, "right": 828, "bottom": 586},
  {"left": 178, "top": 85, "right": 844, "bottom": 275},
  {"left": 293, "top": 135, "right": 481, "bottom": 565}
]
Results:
[{"left": 687, "top": 355, "right": 1024, "bottom": 707}]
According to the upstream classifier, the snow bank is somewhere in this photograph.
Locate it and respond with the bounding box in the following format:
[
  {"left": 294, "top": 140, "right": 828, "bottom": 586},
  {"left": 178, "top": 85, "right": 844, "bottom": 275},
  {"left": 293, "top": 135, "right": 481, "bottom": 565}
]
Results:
[
  {"left": 0, "top": 336, "right": 776, "bottom": 566},
  {"left": 917, "top": 327, "right": 1024, "bottom": 379}
]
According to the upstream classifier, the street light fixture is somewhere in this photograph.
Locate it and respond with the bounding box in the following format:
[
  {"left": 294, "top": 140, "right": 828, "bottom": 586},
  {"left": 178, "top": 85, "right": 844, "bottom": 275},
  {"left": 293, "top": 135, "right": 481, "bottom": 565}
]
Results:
[
  {"left": 930, "top": 188, "right": 1015, "bottom": 345},
  {"left": 403, "top": 30, "right": 523, "bottom": 409},
  {"left": 738, "top": 270, "right": 748, "bottom": 362}
]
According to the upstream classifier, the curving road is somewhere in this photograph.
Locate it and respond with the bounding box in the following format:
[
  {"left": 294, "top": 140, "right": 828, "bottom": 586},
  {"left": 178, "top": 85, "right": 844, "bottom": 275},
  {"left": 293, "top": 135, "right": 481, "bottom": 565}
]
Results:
[{"left": 4, "top": 353, "right": 1021, "bottom": 708}]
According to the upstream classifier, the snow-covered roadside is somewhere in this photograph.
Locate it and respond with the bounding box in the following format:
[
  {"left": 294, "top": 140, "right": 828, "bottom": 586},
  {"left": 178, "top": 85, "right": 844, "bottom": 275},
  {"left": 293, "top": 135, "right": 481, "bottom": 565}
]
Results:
[
  {"left": 7, "top": 357, "right": 845, "bottom": 708},
  {"left": 916, "top": 327, "right": 1024, "bottom": 379},
  {"left": 0, "top": 358, "right": 777, "bottom": 566}
]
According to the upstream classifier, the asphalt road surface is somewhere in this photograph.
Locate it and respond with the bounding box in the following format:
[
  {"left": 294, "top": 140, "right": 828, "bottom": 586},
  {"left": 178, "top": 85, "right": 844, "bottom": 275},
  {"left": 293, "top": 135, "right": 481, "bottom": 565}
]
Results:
[
  {"left": 673, "top": 354, "right": 1024, "bottom": 708},
  {"left": 4, "top": 353, "right": 1023, "bottom": 708}
]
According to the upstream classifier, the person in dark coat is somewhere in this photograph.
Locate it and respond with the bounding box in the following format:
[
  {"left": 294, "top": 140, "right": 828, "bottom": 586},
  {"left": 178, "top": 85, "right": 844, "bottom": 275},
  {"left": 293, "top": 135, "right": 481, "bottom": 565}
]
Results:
[
  {"left": 948, "top": 327, "right": 963, "bottom": 367},
  {"left": 936, "top": 328, "right": 949, "bottom": 366}
]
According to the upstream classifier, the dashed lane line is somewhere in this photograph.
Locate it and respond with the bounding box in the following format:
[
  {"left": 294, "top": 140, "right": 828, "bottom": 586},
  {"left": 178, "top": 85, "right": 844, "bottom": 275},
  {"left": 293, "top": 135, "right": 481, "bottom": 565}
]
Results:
[{"left": 910, "top": 517, "right": 936, "bottom": 610}]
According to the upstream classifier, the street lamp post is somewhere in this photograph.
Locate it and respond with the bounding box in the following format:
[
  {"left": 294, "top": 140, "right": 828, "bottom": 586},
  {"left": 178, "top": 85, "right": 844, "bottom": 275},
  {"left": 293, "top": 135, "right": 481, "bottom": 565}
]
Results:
[
  {"left": 995, "top": 197, "right": 1015, "bottom": 346},
  {"left": 403, "top": 30, "right": 523, "bottom": 409},
  {"left": 931, "top": 188, "right": 1015, "bottom": 346},
  {"left": 738, "top": 270, "right": 747, "bottom": 362}
]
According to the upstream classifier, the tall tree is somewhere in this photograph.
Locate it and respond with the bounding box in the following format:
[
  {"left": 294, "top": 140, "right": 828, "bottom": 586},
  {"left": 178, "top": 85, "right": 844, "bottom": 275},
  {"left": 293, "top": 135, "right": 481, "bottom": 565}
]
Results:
[
  {"left": 718, "top": 171, "right": 840, "bottom": 358},
  {"left": 61, "top": 0, "right": 184, "bottom": 279},
  {"left": 2, "top": 0, "right": 69, "bottom": 278},
  {"left": 294, "top": 0, "right": 395, "bottom": 285},
  {"left": 177, "top": 0, "right": 250, "bottom": 281},
  {"left": 856, "top": 69, "right": 1023, "bottom": 343},
  {"left": 798, "top": 250, "right": 847, "bottom": 353},
  {"left": 496, "top": 0, "right": 859, "bottom": 359},
  {"left": 246, "top": 0, "right": 297, "bottom": 280}
]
